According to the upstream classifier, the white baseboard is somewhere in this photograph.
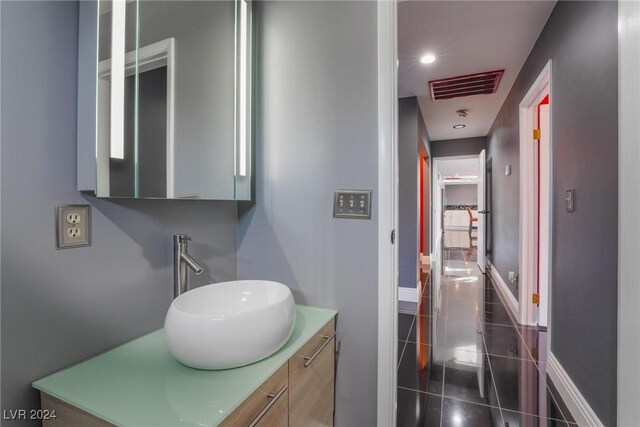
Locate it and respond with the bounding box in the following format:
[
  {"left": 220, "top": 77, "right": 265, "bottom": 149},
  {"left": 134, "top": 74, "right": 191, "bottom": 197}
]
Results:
[
  {"left": 547, "top": 353, "right": 604, "bottom": 427},
  {"left": 488, "top": 263, "right": 519, "bottom": 322},
  {"left": 398, "top": 286, "right": 419, "bottom": 303}
]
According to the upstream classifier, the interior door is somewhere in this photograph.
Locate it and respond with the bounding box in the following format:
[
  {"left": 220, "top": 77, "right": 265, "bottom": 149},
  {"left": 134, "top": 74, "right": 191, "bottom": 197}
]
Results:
[{"left": 477, "top": 150, "right": 487, "bottom": 272}]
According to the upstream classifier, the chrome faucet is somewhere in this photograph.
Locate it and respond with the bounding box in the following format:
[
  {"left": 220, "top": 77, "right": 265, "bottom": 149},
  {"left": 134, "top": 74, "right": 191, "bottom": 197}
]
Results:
[{"left": 173, "top": 234, "right": 204, "bottom": 298}]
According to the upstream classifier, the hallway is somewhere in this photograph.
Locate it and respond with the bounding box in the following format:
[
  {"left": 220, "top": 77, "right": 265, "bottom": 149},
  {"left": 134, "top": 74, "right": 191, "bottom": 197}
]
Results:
[{"left": 397, "top": 233, "right": 576, "bottom": 426}]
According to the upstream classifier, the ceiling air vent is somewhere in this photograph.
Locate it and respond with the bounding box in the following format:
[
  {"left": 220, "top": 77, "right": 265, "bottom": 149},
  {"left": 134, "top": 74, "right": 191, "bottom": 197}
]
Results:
[{"left": 429, "top": 69, "right": 504, "bottom": 101}]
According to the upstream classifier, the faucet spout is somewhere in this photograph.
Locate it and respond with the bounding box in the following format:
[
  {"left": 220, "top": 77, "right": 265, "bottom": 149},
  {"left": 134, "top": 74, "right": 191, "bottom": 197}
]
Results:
[
  {"left": 173, "top": 234, "right": 205, "bottom": 298},
  {"left": 181, "top": 252, "right": 204, "bottom": 275}
]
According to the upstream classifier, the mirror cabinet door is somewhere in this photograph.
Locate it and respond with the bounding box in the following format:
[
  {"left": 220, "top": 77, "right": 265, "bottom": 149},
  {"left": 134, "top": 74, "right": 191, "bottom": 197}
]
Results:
[{"left": 85, "top": 0, "right": 252, "bottom": 200}]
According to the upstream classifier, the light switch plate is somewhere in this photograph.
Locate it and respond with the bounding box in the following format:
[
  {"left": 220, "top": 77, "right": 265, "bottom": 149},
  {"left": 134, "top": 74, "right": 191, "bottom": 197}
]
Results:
[
  {"left": 565, "top": 189, "right": 575, "bottom": 213},
  {"left": 56, "top": 204, "right": 91, "bottom": 249},
  {"left": 505, "top": 164, "right": 512, "bottom": 176},
  {"left": 333, "top": 190, "right": 372, "bottom": 219}
]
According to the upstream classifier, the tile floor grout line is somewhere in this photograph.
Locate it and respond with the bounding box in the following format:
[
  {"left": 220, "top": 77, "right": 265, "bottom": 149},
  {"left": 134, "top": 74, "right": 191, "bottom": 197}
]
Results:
[
  {"left": 402, "top": 340, "right": 539, "bottom": 364},
  {"left": 500, "top": 407, "right": 573, "bottom": 425},
  {"left": 397, "top": 339, "right": 408, "bottom": 370},
  {"left": 440, "top": 393, "right": 511, "bottom": 413},
  {"left": 431, "top": 315, "right": 534, "bottom": 329},
  {"left": 398, "top": 265, "right": 428, "bottom": 424},
  {"left": 397, "top": 282, "right": 424, "bottom": 369},
  {"left": 485, "top": 273, "right": 572, "bottom": 425},
  {"left": 397, "top": 385, "right": 442, "bottom": 396},
  {"left": 397, "top": 314, "right": 416, "bottom": 369},
  {"left": 479, "top": 300, "right": 507, "bottom": 427}
]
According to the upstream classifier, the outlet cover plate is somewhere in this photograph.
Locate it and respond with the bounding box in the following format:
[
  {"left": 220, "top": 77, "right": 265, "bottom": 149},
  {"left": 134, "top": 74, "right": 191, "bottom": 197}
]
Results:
[
  {"left": 333, "top": 190, "right": 372, "bottom": 219},
  {"left": 56, "top": 204, "right": 91, "bottom": 249}
]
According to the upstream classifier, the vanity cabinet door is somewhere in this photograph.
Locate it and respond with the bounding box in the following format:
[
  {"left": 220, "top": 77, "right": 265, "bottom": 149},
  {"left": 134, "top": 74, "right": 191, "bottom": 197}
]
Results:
[
  {"left": 288, "top": 318, "right": 336, "bottom": 427},
  {"left": 220, "top": 363, "right": 288, "bottom": 427}
]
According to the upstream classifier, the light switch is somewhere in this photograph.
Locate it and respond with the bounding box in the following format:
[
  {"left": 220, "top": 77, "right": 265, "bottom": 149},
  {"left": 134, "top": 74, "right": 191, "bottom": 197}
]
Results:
[
  {"left": 505, "top": 164, "right": 512, "bottom": 176},
  {"left": 333, "top": 190, "right": 371, "bottom": 219},
  {"left": 565, "top": 189, "right": 575, "bottom": 213}
]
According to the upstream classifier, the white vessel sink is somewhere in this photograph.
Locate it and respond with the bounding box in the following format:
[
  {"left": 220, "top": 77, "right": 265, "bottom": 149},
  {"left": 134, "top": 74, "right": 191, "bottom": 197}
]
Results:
[{"left": 164, "top": 280, "right": 296, "bottom": 370}]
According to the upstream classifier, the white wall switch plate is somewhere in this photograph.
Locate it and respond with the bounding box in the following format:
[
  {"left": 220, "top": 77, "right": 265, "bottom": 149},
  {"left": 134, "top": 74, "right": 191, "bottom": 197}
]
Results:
[
  {"left": 56, "top": 204, "right": 91, "bottom": 249},
  {"left": 505, "top": 164, "right": 512, "bottom": 176},
  {"left": 333, "top": 190, "right": 372, "bottom": 219}
]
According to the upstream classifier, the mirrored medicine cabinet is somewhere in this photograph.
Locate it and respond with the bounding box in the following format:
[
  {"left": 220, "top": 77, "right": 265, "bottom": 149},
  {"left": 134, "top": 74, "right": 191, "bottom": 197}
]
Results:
[{"left": 77, "top": 0, "right": 253, "bottom": 200}]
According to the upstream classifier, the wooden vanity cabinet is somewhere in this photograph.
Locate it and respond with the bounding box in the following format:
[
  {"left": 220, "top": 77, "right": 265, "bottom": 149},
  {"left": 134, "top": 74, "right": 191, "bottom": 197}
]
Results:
[
  {"left": 38, "top": 317, "right": 336, "bottom": 427},
  {"left": 220, "top": 364, "right": 289, "bottom": 427},
  {"left": 223, "top": 317, "right": 336, "bottom": 427},
  {"left": 288, "top": 318, "right": 336, "bottom": 427}
]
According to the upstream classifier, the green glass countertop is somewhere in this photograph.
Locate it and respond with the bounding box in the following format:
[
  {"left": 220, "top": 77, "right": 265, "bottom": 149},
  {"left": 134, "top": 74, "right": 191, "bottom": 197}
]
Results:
[{"left": 33, "top": 305, "right": 337, "bottom": 426}]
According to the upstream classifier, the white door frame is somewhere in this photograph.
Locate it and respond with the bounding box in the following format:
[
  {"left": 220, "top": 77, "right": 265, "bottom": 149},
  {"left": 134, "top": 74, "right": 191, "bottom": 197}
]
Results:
[
  {"left": 617, "top": 0, "right": 640, "bottom": 425},
  {"left": 518, "top": 60, "right": 552, "bottom": 327},
  {"left": 432, "top": 161, "right": 443, "bottom": 263},
  {"left": 477, "top": 149, "right": 487, "bottom": 273},
  {"left": 537, "top": 102, "right": 550, "bottom": 328},
  {"left": 376, "top": 0, "right": 398, "bottom": 425}
]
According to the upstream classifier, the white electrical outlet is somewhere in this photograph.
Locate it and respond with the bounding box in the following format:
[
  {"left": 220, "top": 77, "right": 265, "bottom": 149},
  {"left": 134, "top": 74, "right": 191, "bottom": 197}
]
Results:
[
  {"left": 56, "top": 205, "right": 91, "bottom": 249},
  {"left": 66, "top": 213, "right": 81, "bottom": 224},
  {"left": 66, "top": 227, "right": 82, "bottom": 238}
]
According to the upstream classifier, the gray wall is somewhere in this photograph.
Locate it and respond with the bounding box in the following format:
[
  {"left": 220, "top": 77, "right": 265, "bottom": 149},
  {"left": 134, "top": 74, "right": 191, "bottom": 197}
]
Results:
[
  {"left": 1, "top": 2, "right": 238, "bottom": 423},
  {"left": 237, "top": 2, "right": 378, "bottom": 425},
  {"left": 445, "top": 184, "right": 477, "bottom": 206},
  {"left": 398, "top": 97, "right": 419, "bottom": 288},
  {"left": 431, "top": 136, "right": 486, "bottom": 158},
  {"left": 486, "top": 1, "right": 618, "bottom": 424},
  {"left": 110, "top": 70, "right": 168, "bottom": 198},
  {"left": 137, "top": 67, "right": 168, "bottom": 198}
]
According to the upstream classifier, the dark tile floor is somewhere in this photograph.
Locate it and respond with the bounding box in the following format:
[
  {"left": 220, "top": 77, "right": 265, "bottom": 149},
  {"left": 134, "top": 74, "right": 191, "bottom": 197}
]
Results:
[{"left": 397, "top": 239, "right": 577, "bottom": 427}]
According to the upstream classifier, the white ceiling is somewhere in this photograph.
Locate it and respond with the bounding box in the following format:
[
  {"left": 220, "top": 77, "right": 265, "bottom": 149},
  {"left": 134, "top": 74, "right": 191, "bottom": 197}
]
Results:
[
  {"left": 398, "top": 1, "right": 556, "bottom": 141},
  {"left": 437, "top": 158, "right": 479, "bottom": 179}
]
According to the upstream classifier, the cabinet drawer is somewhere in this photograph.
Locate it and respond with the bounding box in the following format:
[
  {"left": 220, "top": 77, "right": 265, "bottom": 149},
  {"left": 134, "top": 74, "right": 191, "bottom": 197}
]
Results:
[
  {"left": 220, "top": 363, "right": 288, "bottom": 427},
  {"left": 289, "top": 318, "right": 336, "bottom": 427}
]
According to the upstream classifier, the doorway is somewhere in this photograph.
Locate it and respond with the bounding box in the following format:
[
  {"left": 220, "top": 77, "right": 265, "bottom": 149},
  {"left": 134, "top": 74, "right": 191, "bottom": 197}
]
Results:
[{"left": 432, "top": 155, "right": 485, "bottom": 270}]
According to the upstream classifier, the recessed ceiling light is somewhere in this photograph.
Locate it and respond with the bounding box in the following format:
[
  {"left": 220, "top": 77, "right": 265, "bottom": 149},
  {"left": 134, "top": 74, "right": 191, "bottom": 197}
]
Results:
[
  {"left": 453, "top": 124, "right": 466, "bottom": 129},
  {"left": 420, "top": 54, "right": 436, "bottom": 64}
]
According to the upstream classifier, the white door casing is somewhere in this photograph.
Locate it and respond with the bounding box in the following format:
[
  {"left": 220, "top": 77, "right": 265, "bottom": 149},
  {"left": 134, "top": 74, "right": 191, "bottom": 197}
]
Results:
[
  {"left": 477, "top": 149, "right": 487, "bottom": 273},
  {"left": 618, "top": 0, "right": 640, "bottom": 424},
  {"left": 538, "top": 103, "right": 550, "bottom": 328},
  {"left": 518, "top": 60, "right": 552, "bottom": 327},
  {"left": 376, "top": 0, "right": 398, "bottom": 425}
]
